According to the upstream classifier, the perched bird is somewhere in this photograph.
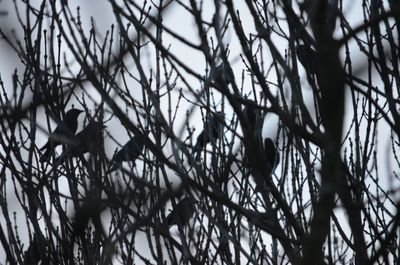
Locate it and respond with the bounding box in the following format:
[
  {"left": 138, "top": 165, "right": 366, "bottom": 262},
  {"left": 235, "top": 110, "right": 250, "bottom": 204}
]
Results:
[
  {"left": 193, "top": 111, "right": 224, "bottom": 160},
  {"left": 212, "top": 62, "right": 234, "bottom": 86},
  {"left": 296, "top": 44, "right": 319, "bottom": 76},
  {"left": 193, "top": 131, "right": 206, "bottom": 158},
  {"left": 39, "top": 108, "right": 83, "bottom": 162},
  {"left": 55, "top": 121, "right": 105, "bottom": 163},
  {"left": 264, "top": 138, "right": 280, "bottom": 174},
  {"left": 69, "top": 121, "right": 105, "bottom": 157},
  {"left": 248, "top": 139, "right": 280, "bottom": 193},
  {"left": 108, "top": 136, "right": 144, "bottom": 172},
  {"left": 166, "top": 197, "right": 195, "bottom": 227}
]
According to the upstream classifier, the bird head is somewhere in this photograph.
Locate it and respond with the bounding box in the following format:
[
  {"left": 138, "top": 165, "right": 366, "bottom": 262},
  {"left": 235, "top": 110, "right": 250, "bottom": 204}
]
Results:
[{"left": 65, "top": 108, "right": 84, "bottom": 119}]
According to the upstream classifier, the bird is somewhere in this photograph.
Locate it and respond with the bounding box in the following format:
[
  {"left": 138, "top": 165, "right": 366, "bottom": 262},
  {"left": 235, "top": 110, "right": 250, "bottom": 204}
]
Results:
[
  {"left": 39, "top": 108, "right": 83, "bottom": 162},
  {"left": 296, "top": 44, "right": 319, "bottom": 76},
  {"left": 69, "top": 121, "right": 105, "bottom": 157},
  {"left": 108, "top": 136, "right": 144, "bottom": 172},
  {"left": 193, "top": 131, "right": 206, "bottom": 159},
  {"left": 193, "top": 111, "right": 224, "bottom": 160},
  {"left": 166, "top": 197, "right": 195, "bottom": 227},
  {"left": 212, "top": 62, "right": 233, "bottom": 86},
  {"left": 249, "top": 139, "right": 280, "bottom": 193},
  {"left": 55, "top": 121, "right": 106, "bottom": 163},
  {"left": 264, "top": 138, "right": 280, "bottom": 175}
]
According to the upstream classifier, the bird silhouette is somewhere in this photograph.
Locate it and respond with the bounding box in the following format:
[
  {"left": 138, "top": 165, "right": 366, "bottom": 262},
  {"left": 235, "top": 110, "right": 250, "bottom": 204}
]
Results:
[
  {"left": 264, "top": 138, "right": 280, "bottom": 174},
  {"left": 108, "top": 136, "right": 144, "bottom": 172},
  {"left": 193, "top": 111, "right": 224, "bottom": 160},
  {"left": 166, "top": 197, "right": 195, "bottom": 227},
  {"left": 39, "top": 108, "right": 83, "bottom": 162},
  {"left": 250, "top": 139, "right": 280, "bottom": 193},
  {"left": 212, "top": 62, "right": 233, "bottom": 86},
  {"left": 296, "top": 44, "right": 319, "bottom": 76},
  {"left": 69, "top": 121, "right": 105, "bottom": 157},
  {"left": 55, "top": 121, "right": 105, "bottom": 163}
]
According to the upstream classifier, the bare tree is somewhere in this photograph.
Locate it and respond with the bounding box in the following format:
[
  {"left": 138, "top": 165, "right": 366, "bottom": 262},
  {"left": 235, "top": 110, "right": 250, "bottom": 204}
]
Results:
[{"left": 0, "top": 0, "right": 399, "bottom": 264}]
